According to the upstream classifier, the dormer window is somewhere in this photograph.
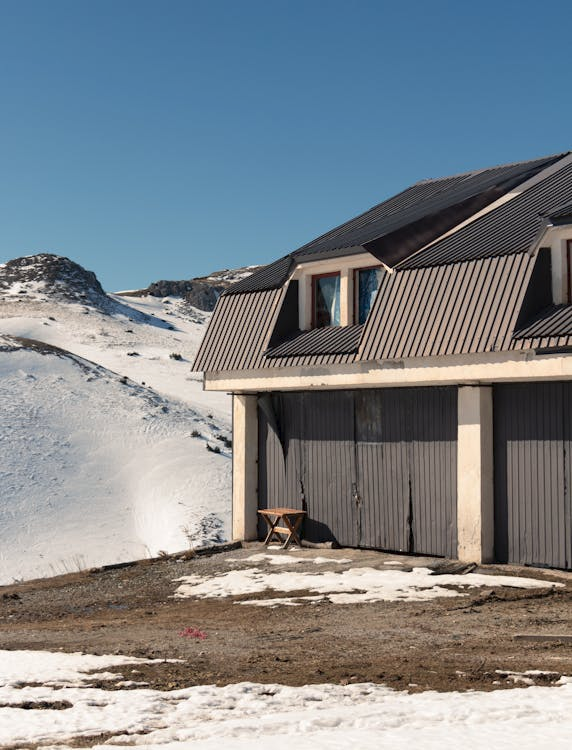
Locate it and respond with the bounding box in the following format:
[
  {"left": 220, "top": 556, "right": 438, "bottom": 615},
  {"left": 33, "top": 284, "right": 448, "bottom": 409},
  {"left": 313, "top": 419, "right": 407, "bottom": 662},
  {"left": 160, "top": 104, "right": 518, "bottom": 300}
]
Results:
[
  {"left": 312, "top": 272, "right": 340, "bottom": 327},
  {"left": 354, "top": 266, "right": 383, "bottom": 324}
]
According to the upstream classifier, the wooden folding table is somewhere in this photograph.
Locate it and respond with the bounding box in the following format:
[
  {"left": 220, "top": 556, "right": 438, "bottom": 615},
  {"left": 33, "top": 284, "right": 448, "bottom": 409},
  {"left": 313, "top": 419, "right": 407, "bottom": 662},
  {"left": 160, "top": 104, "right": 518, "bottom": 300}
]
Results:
[{"left": 258, "top": 507, "right": 306, "bottom": 549}]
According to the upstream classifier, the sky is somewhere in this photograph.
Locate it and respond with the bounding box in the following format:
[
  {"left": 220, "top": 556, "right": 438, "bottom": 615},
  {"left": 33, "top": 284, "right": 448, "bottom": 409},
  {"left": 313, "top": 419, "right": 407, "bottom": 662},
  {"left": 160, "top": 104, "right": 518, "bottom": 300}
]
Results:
[{"left": 1, "top": 0, "right": 572, "bottom": 291}]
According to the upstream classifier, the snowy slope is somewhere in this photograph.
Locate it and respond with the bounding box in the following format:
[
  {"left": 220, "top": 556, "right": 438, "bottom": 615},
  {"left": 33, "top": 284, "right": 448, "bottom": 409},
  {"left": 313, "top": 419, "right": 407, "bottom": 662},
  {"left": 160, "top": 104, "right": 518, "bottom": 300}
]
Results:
[
  {"left": 0, "top": 254, "right": 243, "bottom": 585},
  {"left": 0, "top": 336, "right": 231, "bottom": 583}
]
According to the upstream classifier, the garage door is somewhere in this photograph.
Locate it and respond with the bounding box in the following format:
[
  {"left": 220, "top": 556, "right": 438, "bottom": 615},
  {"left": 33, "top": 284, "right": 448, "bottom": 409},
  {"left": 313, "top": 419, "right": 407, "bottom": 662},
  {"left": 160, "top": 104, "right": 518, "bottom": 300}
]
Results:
[
  {"left": 258, "top": 387, "right": 457, "bottom": 556},
  {"left": 494, "top": 383, "right": 572, "bottom": 569}
]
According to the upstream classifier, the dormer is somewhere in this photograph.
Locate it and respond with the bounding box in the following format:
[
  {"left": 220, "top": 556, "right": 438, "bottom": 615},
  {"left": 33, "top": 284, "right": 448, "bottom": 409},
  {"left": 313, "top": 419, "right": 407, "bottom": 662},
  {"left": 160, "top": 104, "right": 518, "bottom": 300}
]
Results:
[
  {"left": 289, "top": 251, "right": 388, "bottom": 330},
  {"left": 545, "top": 205, "right": 572, "bottom": 304}
]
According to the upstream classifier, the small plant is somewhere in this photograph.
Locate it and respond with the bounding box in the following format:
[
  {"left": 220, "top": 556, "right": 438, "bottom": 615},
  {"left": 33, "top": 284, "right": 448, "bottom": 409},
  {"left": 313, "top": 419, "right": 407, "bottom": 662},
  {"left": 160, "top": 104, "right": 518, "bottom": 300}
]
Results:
[
  {"left": 206, "top": 443, "right": 220, "bottom": 454},
  {"left": 170, "top": 352, "right": 183, "bottom": 361},
  {"left": 216, "top": 435, "right": 232, "bottom": 448},
  {"left": 207, "top": 413, "right": 213, "bottom": 419},
  {"left": 191, "top": 429, "right": 202, "bottom": 438},
  {"left": 178, "top": 627, "right": 207, "bottom": 640}
]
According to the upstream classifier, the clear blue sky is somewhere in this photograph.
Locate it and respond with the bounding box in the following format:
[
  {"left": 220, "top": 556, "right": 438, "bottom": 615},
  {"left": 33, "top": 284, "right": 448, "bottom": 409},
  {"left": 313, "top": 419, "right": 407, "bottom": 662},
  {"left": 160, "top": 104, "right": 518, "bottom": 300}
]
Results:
[{"left": 1, "top": 0, "right": 571, "bottom": 291}]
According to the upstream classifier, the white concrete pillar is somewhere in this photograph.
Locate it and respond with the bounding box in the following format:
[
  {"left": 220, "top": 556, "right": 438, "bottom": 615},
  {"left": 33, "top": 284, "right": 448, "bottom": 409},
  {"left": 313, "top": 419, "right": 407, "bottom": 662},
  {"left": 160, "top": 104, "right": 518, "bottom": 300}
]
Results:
[
  {"left": 232, "top": 394, "right": 259, "bottom": 541},
  {"left": 457, "top": 386, "right": 494, "bottom": 563}
]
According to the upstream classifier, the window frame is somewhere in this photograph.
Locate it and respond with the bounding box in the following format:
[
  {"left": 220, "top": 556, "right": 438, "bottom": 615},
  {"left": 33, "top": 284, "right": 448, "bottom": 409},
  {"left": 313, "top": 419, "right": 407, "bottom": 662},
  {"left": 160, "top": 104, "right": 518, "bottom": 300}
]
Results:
[
  {"left": 567, "top": 239, "right": 572, "bottom": 304},
  {"left": 311, "top": 271, "right": 341, "bottom": 328},
  {"left": 353, "top": 264, "right": 383, "bottom": 325}
]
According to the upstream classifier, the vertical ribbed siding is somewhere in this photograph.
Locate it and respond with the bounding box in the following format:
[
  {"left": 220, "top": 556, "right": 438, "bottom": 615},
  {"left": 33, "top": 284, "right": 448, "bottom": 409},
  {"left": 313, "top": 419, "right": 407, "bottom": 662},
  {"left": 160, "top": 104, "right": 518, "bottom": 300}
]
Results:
[
  {"left": 409, "top": 388, "right": 457, "bottom": 557},
  {"left": 359, "top": 253, "right": 535, "bottom": 361},
  {"left": 494, "top": 383, "right": 572, "bottom": 569},
  {"left": 259, "top": 387, "right": 457, "bottom": 556},
  {"left": 303, "top": 391, "right": 357, "bottom": 546},
  {"left": 355, "top": 390, "right": 409, "bottom": 552}
]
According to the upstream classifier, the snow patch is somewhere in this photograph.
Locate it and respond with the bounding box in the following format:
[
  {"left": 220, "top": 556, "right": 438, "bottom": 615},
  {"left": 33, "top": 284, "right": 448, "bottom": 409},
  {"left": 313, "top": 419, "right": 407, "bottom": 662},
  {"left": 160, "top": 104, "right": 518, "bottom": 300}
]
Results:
[
  {"left": 1, "top": 650, "right": 572, "bottom": 749},
  {"left": 173, "top": 566, "right": 562, "bottom": 605}
]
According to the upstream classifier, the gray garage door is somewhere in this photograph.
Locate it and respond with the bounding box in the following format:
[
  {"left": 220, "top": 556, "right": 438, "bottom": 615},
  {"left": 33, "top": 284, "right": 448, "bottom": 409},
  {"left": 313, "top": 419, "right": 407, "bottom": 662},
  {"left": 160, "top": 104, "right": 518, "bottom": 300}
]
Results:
[
  {"left": 258, "top": 387, "right": 457, "bottom": 556},
  {"left": 494, "top": 383, "right": 572, "bottom": 570}
]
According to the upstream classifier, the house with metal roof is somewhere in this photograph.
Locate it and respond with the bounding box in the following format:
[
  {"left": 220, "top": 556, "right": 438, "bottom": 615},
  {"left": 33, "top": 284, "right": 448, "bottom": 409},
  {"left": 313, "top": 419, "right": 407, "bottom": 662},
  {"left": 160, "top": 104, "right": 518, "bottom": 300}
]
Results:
[{"left": 194, "top": 152, "right": 572, "bottom": 570}]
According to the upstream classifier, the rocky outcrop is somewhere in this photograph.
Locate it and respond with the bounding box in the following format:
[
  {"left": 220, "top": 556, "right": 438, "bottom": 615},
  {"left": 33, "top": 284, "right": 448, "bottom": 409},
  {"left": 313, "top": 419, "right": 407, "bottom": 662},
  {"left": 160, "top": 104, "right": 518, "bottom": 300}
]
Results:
[
  {"left": 144, "top": 266, "right": 262, "bottom": 311},
  {"left": 0, "top": 254, "right": 113, "bottom": 309}
]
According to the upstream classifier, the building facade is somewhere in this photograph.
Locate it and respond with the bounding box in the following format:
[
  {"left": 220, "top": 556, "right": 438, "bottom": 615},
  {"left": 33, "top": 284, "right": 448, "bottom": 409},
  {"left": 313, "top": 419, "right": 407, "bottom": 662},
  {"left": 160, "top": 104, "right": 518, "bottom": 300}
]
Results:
[{"left": 194, "top": 152, "right": 572, "bottom": 569}]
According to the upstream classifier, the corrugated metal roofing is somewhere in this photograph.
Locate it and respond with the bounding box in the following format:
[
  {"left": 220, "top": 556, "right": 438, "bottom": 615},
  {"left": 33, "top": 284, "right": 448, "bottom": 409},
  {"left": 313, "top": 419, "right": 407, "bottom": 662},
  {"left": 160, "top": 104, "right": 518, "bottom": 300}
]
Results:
[
  {"left": 291, "top": 153, "right": 565, "bottom": 261},
  {"left": 359, "top": 253, "right": 536, "bottom": 360},
  {"left": 192, "top": 288, "right": 285, "bottom": 372},
  {"left": 399, "top": 161, "right": 572, "bottom": 269},
  {"left": 512, "top": 304, "right": 572, "bottom": 343},
  {"left": 265, "top": 324, "right": 363, "bottom": 358},
  {"left": 194, "top": 154, "right": 572, "bottom": 375},
  {"left": 224, "top": 255, "right": 293, "bottom": 295},
  {"left": 547, "top": 203, "right": 572, "bottom": 222}
]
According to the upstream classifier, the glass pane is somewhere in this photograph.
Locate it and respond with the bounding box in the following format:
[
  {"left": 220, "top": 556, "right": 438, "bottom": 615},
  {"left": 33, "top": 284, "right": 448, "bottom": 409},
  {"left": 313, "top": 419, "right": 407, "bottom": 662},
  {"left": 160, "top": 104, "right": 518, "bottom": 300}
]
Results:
[
  {"left": 357, "top": 268, "right": 383, "bottom": 324},
  {"left": 314, "top": 275, "right": 340, "bottom": 327}
]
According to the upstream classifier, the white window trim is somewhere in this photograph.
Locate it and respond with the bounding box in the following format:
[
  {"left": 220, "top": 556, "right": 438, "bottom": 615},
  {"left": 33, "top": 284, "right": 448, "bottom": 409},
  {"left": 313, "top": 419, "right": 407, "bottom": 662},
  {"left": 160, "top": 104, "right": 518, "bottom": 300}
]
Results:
[
  {"left": 291, "top": 252, "right": 390, "bottom": 330},
  {"left": 547, "top": 227, "right": 572, "bottom": 304}
]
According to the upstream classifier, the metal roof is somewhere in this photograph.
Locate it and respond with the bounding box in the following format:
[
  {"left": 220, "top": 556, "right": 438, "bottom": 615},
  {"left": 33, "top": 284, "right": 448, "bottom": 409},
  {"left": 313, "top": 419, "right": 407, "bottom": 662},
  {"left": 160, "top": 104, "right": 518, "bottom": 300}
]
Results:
[
  {"left": 291, "top": 153, "right": 565, "bottom": 262},
  {"left": 224, "top": 255, "right": 293, "bottom": 295},
  {"left": 513, "top": 304, "right": 572, "bottom": 340},
  {"left": 221, "top": 153, "right": 567, "bottom": 298},
  {"left": 359, "top": 253, "right": 535, "bottom": 360},
  {"left": 547, "top": 203, "right": 572, "bottom": 223},
  {"left": 194, "top": 153, "right": 572, "bottom": 375},
  {"left": 399, "top": 160, "right": 572, "bottom": 269},
  {"left": 265, "top": 324, "right": 363, "bottom": 358},
  {"left": 193, "top": 288, "right": 285, "bottom": 372}
]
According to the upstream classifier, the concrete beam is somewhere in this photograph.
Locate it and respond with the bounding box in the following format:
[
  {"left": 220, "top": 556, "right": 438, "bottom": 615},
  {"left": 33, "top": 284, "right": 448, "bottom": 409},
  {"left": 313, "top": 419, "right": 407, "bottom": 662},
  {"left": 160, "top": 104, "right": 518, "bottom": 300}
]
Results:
[
  {"left": 232, "top": 394, "right": 259, "bottom": 541},
  {"left": 457, "top": 386, "right": 494, "bottom": 563}
]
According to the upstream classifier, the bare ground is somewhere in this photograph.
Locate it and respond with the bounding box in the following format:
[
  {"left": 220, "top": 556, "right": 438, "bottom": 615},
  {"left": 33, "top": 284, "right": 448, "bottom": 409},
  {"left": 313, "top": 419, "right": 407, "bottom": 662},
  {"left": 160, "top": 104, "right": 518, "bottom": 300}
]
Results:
[{"left": 1, "top": 543, "right": 571, "bottom": 694}]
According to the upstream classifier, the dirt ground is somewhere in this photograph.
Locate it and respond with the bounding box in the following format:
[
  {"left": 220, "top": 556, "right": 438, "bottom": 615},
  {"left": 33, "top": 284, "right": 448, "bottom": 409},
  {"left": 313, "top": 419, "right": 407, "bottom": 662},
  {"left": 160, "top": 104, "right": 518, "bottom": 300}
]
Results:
[{"left": 1, "top": 543, "right": 571, "bottom": 694}]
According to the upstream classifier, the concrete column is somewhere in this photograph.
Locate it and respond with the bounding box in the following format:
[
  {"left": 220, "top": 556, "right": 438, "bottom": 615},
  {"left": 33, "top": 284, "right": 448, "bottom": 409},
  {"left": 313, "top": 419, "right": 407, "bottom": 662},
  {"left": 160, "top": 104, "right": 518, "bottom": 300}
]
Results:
[
  {"left": 232, "top": 394, "right": 259, "bottom": 541},
  {"left": 457, "top": 386, "right": 494, "bottom": 563}
]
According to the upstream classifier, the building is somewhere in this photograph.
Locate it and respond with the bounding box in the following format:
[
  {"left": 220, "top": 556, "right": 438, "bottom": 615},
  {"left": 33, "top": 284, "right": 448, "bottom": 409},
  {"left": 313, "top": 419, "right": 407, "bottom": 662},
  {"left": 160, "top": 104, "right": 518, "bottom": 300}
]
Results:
[{"left": 194, "top": 152, "right": 572, "bottom": 570}]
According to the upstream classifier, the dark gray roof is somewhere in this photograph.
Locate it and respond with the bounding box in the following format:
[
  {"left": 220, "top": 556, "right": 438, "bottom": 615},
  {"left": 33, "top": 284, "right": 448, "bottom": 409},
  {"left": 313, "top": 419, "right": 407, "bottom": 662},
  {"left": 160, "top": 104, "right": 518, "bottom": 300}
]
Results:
[
  {"left": 358, "top": 253, "right": 535, "bottom": 360},
  {"left": 292, "top": 153, "right": 565, "bottom": 263},
  {"left": 194, "top": 153, "right": 572, "bottom": 374},
  {"left": 265, "top": 325, "right": 363, "bottom": 358},
  {"left": 193, "top": 288, "right": 285, "bottom": 372},
  {"left": 399, "top": 160, "right": 572, "bottom": 269},
  {"left": 222, "top": 153, "right": 567, "bottom": 296},
  {"left": 546, "top": 203, "right": 572, "bottom": 223},
  {"left": 224, "top": 255, "right": 294, "bottom": 295},
  {"left": 513, "top": 305, "right": 572, "bottom": 340}
]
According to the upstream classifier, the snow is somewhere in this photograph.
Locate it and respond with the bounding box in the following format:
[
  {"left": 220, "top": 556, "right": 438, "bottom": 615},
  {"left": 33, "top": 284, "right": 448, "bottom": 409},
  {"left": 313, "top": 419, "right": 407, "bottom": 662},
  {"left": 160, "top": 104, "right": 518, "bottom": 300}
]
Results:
[
  {"left": 1, "top": 649, "right": 571, "bottom": 749},
  {"left": 0, "top": 279, "right": 233, "bottom": 584},
  {"left": 226, "top": 553, "right": 354, "bottom": 566},
  {"left": 173, "top": 565, "right": 563, "bottom": 606}
]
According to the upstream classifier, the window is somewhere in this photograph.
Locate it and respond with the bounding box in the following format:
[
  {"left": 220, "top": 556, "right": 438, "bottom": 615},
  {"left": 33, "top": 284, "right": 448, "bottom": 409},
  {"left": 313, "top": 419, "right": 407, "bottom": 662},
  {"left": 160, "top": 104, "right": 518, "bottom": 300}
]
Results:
[
  {"left": 312, "top": 272, "right": 340, "bottom": 327},
  {"left": 354, "top": 266, "right": 383, "bottom": 324}
]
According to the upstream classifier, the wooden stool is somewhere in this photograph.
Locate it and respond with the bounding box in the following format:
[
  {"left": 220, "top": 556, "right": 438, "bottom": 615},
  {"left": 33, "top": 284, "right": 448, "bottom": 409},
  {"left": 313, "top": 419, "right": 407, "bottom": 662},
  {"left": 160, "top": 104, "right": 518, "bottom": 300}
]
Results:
[{"left": 258, "top": 508, "right": 306, "bottom": 549}]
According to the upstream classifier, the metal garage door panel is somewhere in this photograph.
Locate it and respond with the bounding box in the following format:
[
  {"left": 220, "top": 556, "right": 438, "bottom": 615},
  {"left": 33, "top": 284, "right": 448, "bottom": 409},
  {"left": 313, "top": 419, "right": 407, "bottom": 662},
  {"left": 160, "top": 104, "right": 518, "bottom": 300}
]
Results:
[
  {"left": 259, "top": 387, "right": 457, "bottom": 556},
  {"left": 409, "top": 387, "right": 457, "bottom": 558},
  {"left": 302, "top": 391, "right": 357, "bottom": 546},
  {"left": 355, "top": 389, "right": 409, "bottom": 552},
  {"left": 494, "top": 383, "right": 571, "bottom": 569},
  {"left": 355, "top": 387, "right": 457, "bottom": 556}
]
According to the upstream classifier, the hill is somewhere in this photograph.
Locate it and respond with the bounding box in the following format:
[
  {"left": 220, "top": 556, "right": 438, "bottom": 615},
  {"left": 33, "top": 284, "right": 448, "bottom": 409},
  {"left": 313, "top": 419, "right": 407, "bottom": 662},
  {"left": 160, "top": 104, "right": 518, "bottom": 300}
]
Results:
[{"left": 0, "top": 254, "right": 245, "bottom": 584}]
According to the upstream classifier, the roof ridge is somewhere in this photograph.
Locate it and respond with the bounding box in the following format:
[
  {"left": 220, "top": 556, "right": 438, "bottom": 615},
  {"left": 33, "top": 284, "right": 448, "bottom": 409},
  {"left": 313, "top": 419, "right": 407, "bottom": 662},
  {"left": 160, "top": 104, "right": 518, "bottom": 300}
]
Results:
[{"left": 413, "top": 152, "right": 570, "bottom": 185}]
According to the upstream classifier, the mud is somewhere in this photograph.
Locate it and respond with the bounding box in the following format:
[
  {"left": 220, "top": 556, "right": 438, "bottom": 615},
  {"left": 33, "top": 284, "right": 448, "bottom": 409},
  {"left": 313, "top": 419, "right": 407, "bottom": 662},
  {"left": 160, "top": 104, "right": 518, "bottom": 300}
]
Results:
[{"left": 1, "top": 544, "right": 571, "bottom": 693}]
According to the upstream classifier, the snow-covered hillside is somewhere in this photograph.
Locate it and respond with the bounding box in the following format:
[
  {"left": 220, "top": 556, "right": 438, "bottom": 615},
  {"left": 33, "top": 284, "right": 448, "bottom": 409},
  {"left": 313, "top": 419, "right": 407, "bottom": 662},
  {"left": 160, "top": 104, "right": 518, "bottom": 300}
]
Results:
[{"left": 0, "top": 254, "right": 245, "bottom": 585}]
